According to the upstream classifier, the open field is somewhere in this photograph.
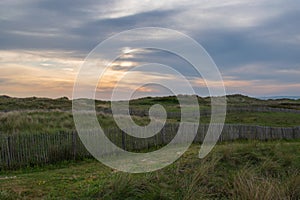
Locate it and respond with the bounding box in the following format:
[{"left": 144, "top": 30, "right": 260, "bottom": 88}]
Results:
[{"left": 0, "top": 141, "right": 299, "bottom": 199}]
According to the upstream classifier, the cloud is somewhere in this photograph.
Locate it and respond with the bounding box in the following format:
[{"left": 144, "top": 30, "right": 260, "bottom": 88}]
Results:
[
  {"left": 0, "top": 50, "right": 82, "bottom": 97},
  {"left": 0, "top": 0, "right": 299, "bottom": 97}
]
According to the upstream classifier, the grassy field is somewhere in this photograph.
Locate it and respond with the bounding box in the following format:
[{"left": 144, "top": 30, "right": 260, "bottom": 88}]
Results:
[
  {"left": 0, "top": 141, "right": 299, "bottom": 199},
  {"left": 1, "top": 110, "right": 300, "bottom": 134},
  {"left": 202, "top": 112, "right": 300, "bottom": 127}
]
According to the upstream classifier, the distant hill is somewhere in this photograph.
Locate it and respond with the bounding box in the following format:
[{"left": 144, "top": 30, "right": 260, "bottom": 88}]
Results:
[
  {"left": 0, "top": 95, "right": 11, "bottom": 99},
  {"left": 0, "top": 94, "right": 299, "bottom": 112},
  {"left": 257, "top": 96, "right": 300, "bottom": 100}
]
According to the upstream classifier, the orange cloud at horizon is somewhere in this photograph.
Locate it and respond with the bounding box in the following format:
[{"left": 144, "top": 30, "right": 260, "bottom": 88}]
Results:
[
  {"left": 0, "top": 50, "right": 82, "bottom": 98},
  {"left": 1, "top": 50, "right": 299, "bottom": 99}
]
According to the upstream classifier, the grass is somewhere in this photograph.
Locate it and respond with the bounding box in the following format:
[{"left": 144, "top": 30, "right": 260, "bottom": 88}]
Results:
[
  {"left": 0, "top": 140, "right": 299, "bottom": 199},
  {"left": 0, "top": 111, "right": 74, "bottom": 134},
  {"left": 1, "top": 110, "right": 299, "bottom": 134},
  {"left": 200, "top": 111, "right": 300, "bottom": 127},
  {"left": 0, "top": 111, "right": 151, "bottom": 134}
]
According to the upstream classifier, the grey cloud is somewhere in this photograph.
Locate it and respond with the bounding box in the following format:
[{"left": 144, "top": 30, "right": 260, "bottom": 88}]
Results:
[
  {"left": 0, "top": 0, "right": 300, "bottom": 96},
  {"left": 0, "top": 2, "right": 178, "bottom": 55},
  {"left": 110, "top": 48, "right": 200, "bottom": 78},
  {"left": 0, "top": 78, "right": 10, "bottom": 84},
  {"left": 184, "top": 10, "right": 300, "bottom": 88}
]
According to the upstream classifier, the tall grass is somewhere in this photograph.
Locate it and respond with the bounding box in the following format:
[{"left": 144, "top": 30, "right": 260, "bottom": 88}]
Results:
[
  {"left": 231, "top": 167, "right": 283, "bottom": 199},
  {"left": 0, "top": 111, "right": 74, "bottom": 134},
  {"left": 1, "top": 110, "right": 300, "bottom": 135},
  {"left": 84, "top": 142, "right": 300, "bottom": 200},
  {"left": 0, "top": 111, "right": 154, "bottom": 134}
]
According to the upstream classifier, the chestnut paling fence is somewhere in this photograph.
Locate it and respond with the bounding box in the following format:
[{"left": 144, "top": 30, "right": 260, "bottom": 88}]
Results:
[
  {"left": 0, "top": 124, "right": 300, "bottom": 169},
  {"left": 98, "top": 106, "right": 300, "bottom": 118}
]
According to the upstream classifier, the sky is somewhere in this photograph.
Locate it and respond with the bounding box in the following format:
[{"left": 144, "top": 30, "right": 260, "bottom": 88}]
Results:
[{"left": 0, "top": 0, "right": 300, "bottom": 99}]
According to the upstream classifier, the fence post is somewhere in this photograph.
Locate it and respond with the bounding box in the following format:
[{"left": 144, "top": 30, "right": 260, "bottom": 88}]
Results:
[
  {"left": 6, "top": 136, "right": 12, "bottom": 168},
  {"left": 161, "top": 128, "right": 166, "bottom": 144},
  {"left": 121, "top": 131, "right": 126, "bottom": 150},
  {"left": 155, "top": 132, "right": 159, "bottom": 147},
  {"left": 72, "top": 131, "right": 77, "bottom": 160}
]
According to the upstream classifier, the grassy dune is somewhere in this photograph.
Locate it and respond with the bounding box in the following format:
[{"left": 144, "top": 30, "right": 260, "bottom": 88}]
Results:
[{"left": 1, "top": 94, "right": 300, "bottom": 112}]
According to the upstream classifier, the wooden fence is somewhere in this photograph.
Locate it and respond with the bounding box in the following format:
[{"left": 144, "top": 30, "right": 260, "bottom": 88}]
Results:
[
  {"left": 0, "top": 124, "right": 300, "bottom": 169},
  {"left": 97, "top": 106, "right": 300, "bottom": 118}
]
